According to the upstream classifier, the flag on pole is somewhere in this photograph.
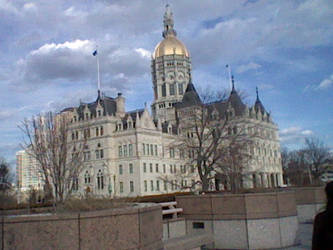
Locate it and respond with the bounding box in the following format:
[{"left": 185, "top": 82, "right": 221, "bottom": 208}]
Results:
[{"left": 93, "top": 50, "right": 98, "bottom": 56}]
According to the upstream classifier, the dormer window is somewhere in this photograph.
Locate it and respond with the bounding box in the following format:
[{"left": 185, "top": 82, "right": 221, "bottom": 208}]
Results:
[
  {"left": 128, "top": 122, "right": 132, "bottom": 128},
  {"left": 73, "top": 116, "right": 77, "bottom": 122},
  {"left": 85, "top": 113, "right": 89, "bottom": 120},
  {"left": 98, "top": 110, "right": 101, "bottom": 117}
]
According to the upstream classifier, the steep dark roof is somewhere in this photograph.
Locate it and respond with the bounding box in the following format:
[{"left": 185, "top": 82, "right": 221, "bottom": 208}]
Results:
[
  {"left": 176, "top": 82, "right": 202, "bottom": 108},
  {"left": 227, "top": 86, "right": 246, "bottom": 116},
  {"left": 254, "top": 87, "right": 266, "bottom": 114},
  {"left": 76, "top": 94, "right": 117, "bottom": 119}
]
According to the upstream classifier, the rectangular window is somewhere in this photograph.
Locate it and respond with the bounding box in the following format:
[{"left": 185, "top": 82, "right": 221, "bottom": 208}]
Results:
[
  {"left": 170, "top": 148, "right": 175, "bottom": 158},
  {"left": 162, "top": 84, "right": 166, "bottom": 97},
  {"left": 163, "top": 164, "right": 166, "bottom": 173},
  {"left": 96, "top": 127, "right": 99, "bottom": 136},
  {"left": 156, "top": 180, "right": 160, "bottom": 191},
  {"left": 164, "top": 181, "right": 167, "bottom": 191},
  {"left": 119, "top": 146, "right": 123, "bottom": 157},
  {"left": 100, "top": 149, "right": 104, "bottom": 159},
  {"left": 119, "top": 165, "right": 123, "bottom": 175},
  {"left": 170, "top": 83, "right": 175, "bottom": 95},
  {"left": 155, "top": 164, "right": 159, "bottom": 173},
  {"left": 100, "top": 126, "right": 103, "bottom": 136},
  {"left": 150, "top": 163, "right": 153, "bottom": 173},
  {"left": 143, "top": 163, "right": 147, "bottom": 173},
  {"left": 170, "top": 164, "right": 173, "bottom": 174},
  {"left": 95, "top": 150, "right": 100, "bottom": 159},
  {"left": 120, "top": 182, "right": 124, "bottom": 193},
  {"left": 150, "top": 180, "right": 154, "bottom": 191},
  {"left": 130, "top": 181, "right": 134, "bottom": 192},
  {"left": 144, "top": 180, "right": 147, "bottom": 192},
  {"left": 129, "top": 163, "right": 133, "bottom": 174},
  {"left": 128, "top": 144, "right": 133, "bottom": 156},
  {"left": 179, "top": 149, "right": 184, "bottom": 159},
  {"left": 146, "top": 144, "right": 150, "bottom": 155},
  {"left": 123, "top": 145, "right": 128, "bottom": 157},
  {"left": 178, "top": 83, "right": 183, "bottom": 95},
  {"left": 150, "top": 144, "right": 154, "bottom": 156},
  {"left": 143, "top": 143, "right": 145, "bottom": 155},
  {"left": 154, "top": 145, "right": 158, "bottom": 156},
  {"left": 174, "top": 165, "right": 177, "bottom": 173}
]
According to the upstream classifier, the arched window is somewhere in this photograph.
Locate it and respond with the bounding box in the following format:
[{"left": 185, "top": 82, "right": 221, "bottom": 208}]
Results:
[
  {"left": 97, "top": 170, "right": 104, "bottom": 190},
  {"left": 84, "top": 171, "right": 91, "bottom": 184}
]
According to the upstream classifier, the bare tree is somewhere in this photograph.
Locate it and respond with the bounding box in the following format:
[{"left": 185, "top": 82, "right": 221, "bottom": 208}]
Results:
[
  {"left": 19, "top": 111, "right": 85, "bottom": 203},
  {"left": 304, "top": 137, "right": 331, "bottom": 184},
  {"left": 0, "top": 157, "right": 12, "bottom": 191},
  {"left": 282, "top": 149, "right": 310, "bottom": 186},
  {"left": 173, "top": 89, "right": 255, "bottom": 192}
]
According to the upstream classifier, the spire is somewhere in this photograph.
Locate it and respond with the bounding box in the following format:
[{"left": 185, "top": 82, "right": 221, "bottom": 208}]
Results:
[
  {"left": 254, "top": 86, "right": 266, "bottom": 114},
  {"left": 231, "top": 75, "right": 235, "bottom": 93},
  {"left": 163, "top": 4, "right": 177, "bottom": 38},
  {"left": 256, "top": 86, "right": 259, "bottom": 101}
]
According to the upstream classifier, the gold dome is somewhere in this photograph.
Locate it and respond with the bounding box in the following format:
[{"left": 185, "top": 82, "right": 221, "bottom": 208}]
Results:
[{"left": 153, "top": 35, "right": 189, "bottom": 59}]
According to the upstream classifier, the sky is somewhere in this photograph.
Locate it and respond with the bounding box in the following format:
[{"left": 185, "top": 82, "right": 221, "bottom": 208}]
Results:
[{"left": 1, "top": 0, "right": 333, "bottom": 171}]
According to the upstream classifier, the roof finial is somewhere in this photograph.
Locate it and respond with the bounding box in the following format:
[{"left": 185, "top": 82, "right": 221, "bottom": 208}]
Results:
[
  {"left": 231, "top": 75, "right": 235, "bottom": 92},
  {"left": 256, "top": 86, "right": 259, "bottom": 101},
  {"left": 163, "top": 4, "right": 176, "bottom": 38}
]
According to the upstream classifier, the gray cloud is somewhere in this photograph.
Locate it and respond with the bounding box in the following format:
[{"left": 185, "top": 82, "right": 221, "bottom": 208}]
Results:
[{"left": 279, "top": 126, "right": 314, "bottom": 147}]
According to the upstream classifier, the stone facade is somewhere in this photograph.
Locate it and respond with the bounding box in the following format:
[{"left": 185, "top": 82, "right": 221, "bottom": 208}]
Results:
[{"left": 17, "top": 5, "right": 283, "bottom": 197}]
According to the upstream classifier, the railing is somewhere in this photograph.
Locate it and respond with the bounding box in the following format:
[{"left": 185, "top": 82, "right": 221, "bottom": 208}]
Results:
[{"left": 159, "top": 201, "right": 183, "bottom": 219}]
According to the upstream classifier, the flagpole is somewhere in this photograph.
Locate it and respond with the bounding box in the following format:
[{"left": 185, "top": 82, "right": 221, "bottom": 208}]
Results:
[
  {"left": 97, "top": 53, "right": 100, "bottom": 93},
  {"left": 226, "top": 64, "right": 232, "bottom": 90},
  {"left": 93, "top": 46, "right": 101, "bottom": 96}
]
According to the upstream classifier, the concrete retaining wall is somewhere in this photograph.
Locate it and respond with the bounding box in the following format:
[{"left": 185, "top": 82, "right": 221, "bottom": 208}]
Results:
[
  {"left": 288, "top": 186, "right": 326, "bottom": 223},
  {"left": 1, "top": 203, "right": 163, "bottom": 250},
  {"left": 163, "top": 218, "right": 186, "bottom": 240},
  {"left": 176, "top": 191, "right": 298, "bottom": 249}
]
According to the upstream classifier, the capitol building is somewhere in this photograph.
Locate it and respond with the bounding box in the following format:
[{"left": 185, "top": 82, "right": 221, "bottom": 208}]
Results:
[{"left": 17, "top": 5, "right": 283, "bottom": 197}]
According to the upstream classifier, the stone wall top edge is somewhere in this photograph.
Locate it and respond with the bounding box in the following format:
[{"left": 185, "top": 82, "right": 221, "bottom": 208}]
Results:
[
  {"left": 176, "top": 191, "right": 295, "bottom": 199},
  {"left": 3, "top": 203, "right": 160, "bottom": 223}
]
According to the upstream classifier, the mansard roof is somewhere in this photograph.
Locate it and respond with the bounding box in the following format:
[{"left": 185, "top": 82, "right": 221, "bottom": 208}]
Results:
[
  {"left": 73, "top": 93, "right": 117, "bottom": 119},
  {"left": 122, "top": 109, "right": 144, "bottom": 122}
]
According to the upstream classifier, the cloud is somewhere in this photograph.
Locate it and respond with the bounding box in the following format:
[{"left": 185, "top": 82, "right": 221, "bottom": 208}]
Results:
[
  {"left": 236, "top": 62, "right": 261, "bottom": 74},
  {"left": 0, "top": 111, "right": 12, "bottom": 121},
  {"left": 12, "top": 39, "right": 150, "bottom": 91},
  {"left": 280, "top": 126, "right": 314, "bottom": 146},
  {"left": 318, "top": 74, "right": 333, "bottom": 89}
]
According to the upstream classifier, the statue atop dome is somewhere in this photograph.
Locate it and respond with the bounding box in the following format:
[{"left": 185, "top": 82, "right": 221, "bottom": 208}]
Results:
[{"left": 163, "top": 4, "right": 177, "bottom": 38}]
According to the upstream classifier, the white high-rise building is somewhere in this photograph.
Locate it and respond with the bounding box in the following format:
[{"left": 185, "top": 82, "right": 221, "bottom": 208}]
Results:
[{"left": 16, "top": 150, "right": 43, "bottom": 191}]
